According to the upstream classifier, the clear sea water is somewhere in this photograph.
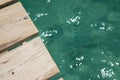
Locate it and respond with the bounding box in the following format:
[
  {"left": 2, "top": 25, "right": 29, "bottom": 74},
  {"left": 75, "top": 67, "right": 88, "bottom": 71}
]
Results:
[{"left": 20, "top": 0, "right": 120, "bottom": 80}]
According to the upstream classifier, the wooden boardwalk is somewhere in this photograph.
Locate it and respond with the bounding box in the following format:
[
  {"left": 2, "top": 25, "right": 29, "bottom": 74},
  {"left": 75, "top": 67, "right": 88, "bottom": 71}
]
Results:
[
  {"left": 0, "top": 2, "right": 38, "bottom": 51},
  {"left": 0, "top": 1, "right": 59, "bottom": 80}
]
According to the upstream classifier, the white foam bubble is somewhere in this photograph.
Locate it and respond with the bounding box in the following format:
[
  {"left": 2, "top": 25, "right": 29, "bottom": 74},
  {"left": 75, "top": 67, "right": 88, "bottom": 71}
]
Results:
[
  {"left": 46, "top": 0, "right": 51, "bottom": 3},
  {"left": 101, "top": 68, "right": 114, "bottom": 78}
]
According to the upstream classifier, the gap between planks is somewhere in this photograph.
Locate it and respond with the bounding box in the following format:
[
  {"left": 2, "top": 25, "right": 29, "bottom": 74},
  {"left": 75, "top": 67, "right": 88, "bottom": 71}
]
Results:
[
  {"left": 0, "top": 2, "right": 38, "bottom": 51},
  {"left": 0, "top": 0, "right": 18, "bottom": 9}
]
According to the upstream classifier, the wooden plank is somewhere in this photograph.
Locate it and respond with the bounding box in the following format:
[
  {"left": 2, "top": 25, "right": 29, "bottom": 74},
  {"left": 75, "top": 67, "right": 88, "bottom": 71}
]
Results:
[
  {"left": 0, "top": 37, "right": 59, "bottom": 80},
  {"left": 0, "top": 2, "right": 38, "bottom": 51}
]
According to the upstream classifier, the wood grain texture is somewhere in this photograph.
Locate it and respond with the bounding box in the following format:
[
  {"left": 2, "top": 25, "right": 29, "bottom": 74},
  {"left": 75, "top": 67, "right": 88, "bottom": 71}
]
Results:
[
  {"left": 0, "top": 2, "right": 38, "bottom": 51},
  {"left": 0, "top": 37, "right": 59, "bottom": 80}
]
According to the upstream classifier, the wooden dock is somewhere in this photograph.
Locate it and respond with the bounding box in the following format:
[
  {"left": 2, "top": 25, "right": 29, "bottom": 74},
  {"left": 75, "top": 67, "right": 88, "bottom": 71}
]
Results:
[{"left": 0, "top": 1, "right": 59, "bottom": 80}]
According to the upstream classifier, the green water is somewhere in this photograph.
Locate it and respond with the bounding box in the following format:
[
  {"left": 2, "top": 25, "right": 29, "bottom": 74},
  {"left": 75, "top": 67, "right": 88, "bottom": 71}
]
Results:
[{"left": 20, "top": 0, "right": 120, "bottom": 80}]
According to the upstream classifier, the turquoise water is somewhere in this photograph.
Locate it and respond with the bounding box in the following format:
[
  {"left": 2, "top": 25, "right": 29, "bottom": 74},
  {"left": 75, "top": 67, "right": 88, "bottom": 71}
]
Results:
[{"left": 20, "top": 0, "right": 120, "bottom": 80}]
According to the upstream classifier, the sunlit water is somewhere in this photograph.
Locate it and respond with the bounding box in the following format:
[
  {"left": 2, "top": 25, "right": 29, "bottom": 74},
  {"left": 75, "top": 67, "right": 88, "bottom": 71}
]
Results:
[{"left": 20, "top": 0, "right": 120, "bottom": 80}]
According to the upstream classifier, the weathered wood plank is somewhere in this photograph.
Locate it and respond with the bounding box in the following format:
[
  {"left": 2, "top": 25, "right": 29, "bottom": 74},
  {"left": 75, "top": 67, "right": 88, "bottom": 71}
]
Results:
[
  {"left": 0, "top": 2, "right": 38, "bottom": 51},
  {"left": 0, "top": 37, "right": 59, "bottom": 80}
]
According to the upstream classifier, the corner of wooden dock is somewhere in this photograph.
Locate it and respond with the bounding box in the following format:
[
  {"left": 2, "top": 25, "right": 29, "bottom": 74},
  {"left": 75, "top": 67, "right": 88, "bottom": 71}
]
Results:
[{"left": 0, "top": 1, "right": 60, "bottom": 80}]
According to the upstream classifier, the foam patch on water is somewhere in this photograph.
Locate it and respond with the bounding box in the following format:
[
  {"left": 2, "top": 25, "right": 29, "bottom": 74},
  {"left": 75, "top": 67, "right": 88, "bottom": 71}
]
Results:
[
  {"left": 76, "top": 56, "right": 84, "bottom": 61},
  {"left": 69, "top": 65, "right": 73, "bottom": 69},
  {"left": 66, "top": 16, "right": 81, "bottom": 25},
  {"left": 91, "top": 22, "right": 114, "bottom": 31},
  {"left": 101, "top": 68, "right": 114, "bottom": 78},
  {"left": 46, "top": 0, "right": 51, "bottom": 3},
  {"left": 34, "top": 13, "right": 48, "bottom": 21},
  {"left": 41, "top": 30, "right": 58, "bottom": 37},
  {"left": 40, "top": 30, "right": 58, "bottom": 45}
]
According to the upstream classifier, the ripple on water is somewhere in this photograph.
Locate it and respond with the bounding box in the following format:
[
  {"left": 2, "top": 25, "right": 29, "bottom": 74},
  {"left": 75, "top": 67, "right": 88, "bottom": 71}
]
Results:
[{"left": 20, "top": 0, "right": 120, "bottom": 79}]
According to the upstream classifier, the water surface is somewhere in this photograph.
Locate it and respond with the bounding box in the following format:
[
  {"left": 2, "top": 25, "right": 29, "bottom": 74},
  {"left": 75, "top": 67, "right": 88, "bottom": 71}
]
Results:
[{"left": 20, "top": 0, "right": 120, "bottom": 80}]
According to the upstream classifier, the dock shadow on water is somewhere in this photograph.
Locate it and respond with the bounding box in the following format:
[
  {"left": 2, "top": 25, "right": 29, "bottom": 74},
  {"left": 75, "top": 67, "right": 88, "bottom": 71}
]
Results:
[{"left": 20, "top": 0, "right": 120, "bottom": 80}]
